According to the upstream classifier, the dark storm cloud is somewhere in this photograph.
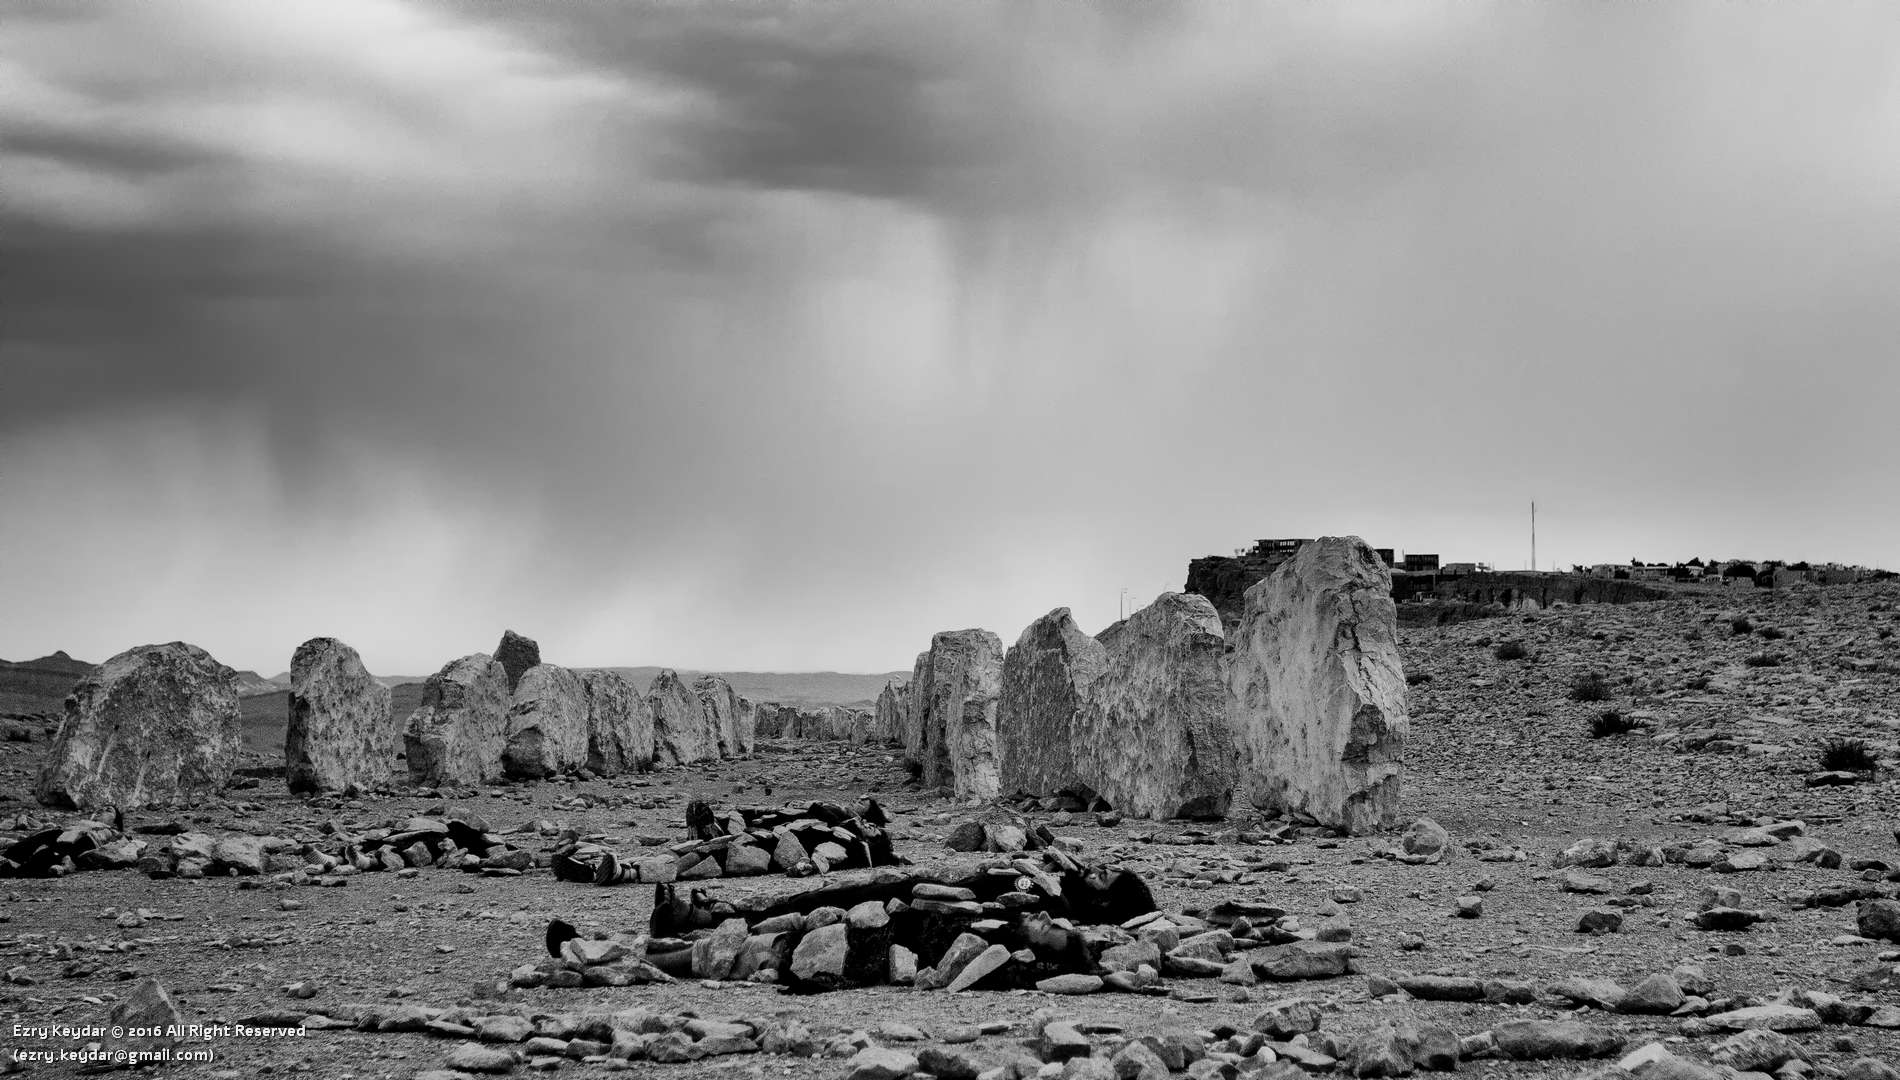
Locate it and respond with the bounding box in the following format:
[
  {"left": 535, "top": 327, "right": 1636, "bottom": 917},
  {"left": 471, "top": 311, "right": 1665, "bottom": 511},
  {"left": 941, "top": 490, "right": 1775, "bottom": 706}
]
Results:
[{"left": 3, "top": 1, "right": 1897, "bottom": 675}]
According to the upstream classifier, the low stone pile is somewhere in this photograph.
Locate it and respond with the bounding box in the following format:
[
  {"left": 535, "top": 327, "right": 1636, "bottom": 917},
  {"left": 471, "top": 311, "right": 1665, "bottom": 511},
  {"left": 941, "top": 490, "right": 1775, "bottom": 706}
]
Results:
[
  {"left": 841, "top": 1007, "right": 1642, "bottom": 1080},
  {"left": 551, "top": 798, "right": 899, "bottom": 885},
  {"left": 1554, "top": 828, "right": 1896, "bottom": 880},
  {"left": 227, "top": 995, "right": 862, "bottom": 1073},
  {"left": 0, "top": 811, "right": 130, "bottom": 877},
  {"left": 0, "top": 809, "right": 544, "bottom": 880},
  {"left": 596, "top": 853, "right": 1386, "bottom": 996}
]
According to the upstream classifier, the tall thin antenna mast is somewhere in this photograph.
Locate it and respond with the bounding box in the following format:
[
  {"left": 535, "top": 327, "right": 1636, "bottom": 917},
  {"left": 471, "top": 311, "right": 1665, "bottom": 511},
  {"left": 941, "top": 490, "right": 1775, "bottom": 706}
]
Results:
[{"left": 1531, "top": 501, "right": 1537, "bottom": 573}]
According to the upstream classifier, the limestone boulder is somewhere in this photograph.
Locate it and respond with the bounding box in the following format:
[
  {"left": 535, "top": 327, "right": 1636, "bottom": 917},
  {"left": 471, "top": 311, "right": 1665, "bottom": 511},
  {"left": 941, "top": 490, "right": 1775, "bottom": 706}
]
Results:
[
  {"left": 502, "top": 664, "right": 591, "bottom": 779},
  {"left": 902, "top": 651, "right": 930, "bottom": 767},
  {"left": 693, "top": 674, "right": 747, "bottom": 758},
  {"left": 494, "top": 630, "right": 540, "bottom": 693},
  {"left": 874, "top": 680, "right": 908, "bottom": 747},
  {"left": 36, "top": 642, "right": 241, "bottom": 810},
  {"left": 733, "top": 695, "right": 757, "bottom": 755},
  {"left": 1227, "top": 535, "right": 1408, "bottom": 834},
  {"left": 648, "top": 669, "right": 717, "bottom": 765},
  {"left": 753, "top": 703, "right": 787, "bottom": 740},
  {"left": 580, "top": 670, "right": 653, "bottom": 775},
  {"left": 1077, "top": 593, "right": 1236, "bottom": 819},
  {"left": 998, "top": 608, "right": 1107, "bottom": 800},
  {"left": 916, "top": 629, "right": 1004, "bottom": 800},
  {"left": 285, "top": 637, "right": 395, "bottom": 793},
  {"left": 404, "top": 655, "right": 510, "bottom": 786}
]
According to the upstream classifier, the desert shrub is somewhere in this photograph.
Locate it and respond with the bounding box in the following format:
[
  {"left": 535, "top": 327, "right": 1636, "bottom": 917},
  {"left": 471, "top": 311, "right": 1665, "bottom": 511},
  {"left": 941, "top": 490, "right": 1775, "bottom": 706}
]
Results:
[
  {"left": 1730, "top": 617, "right": 1753, "bottom": 635},
  {"left": 1819, "top": 738, "right": 1878, "bottom": 773},
  {"left": 1684, "top": 629, "right": 1703, "bottom": 642},
  {"left": 1473, "top": 636, "right": 1493, "bottom": 648},
  {"left": 1685, "top": 674, "right": 1712, "bottom": 691},
  {"left": 1493, "top": 641, "right": 1528, "bottom": 661},
  {"left": 1406, "top": 671, "right": 1433, "bottom": 686},
  {"left": 1590, "top": 631, "right": 1609, "bottom": 641},
  {"left": 1878, "top": 628, "right": 1893, "bottom": 640},
  {"left": 1756, "top": 626, "right": 1786, "bottom": 640},
  {"left": 1590, "top": 710, "right": 1639, "bottom": 738},
  {"left": 1743, "top": 653, "right": 1783, "bottom": 668},
  {"left": 1569, "top": 672, "right": 1611, "bottom": 702}
]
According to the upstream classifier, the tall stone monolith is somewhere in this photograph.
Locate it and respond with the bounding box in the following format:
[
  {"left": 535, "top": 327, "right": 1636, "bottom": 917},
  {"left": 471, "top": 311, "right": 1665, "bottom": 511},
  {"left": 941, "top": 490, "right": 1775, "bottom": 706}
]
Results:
[
  {"left": 285, "top": 637, "right": 395, "bottom": 793},
  {"left": 501, "top": 664, "right": 590, "bottom": 779},
  {"left": 997, "top": 608, "right": 1108, "bottom": 800},
  {"left": 693, "top": 674, "right": 748, "bottom": 758},
  {"left": 494, "top": 630, "right": 540, "bottom": 694},
  {"left": 1228, "top": 535, "right": 1409, "bottom": 834},
  {"left": 404, "top": 654, "right": 510, "bottom": 786},
  {"left": 1076, "top": 594, "right": 1236, "bottom": 819},
  {"left": 916, "top": 629, "right": 1003, "bottom": 800},
  {"left": 580, "top": 670, "right": 653, "bottom": 775},
  {"left": 874, "top": 680, "right": 908, "bottom": 747},
  {"left": 648, "top": 669, "right": 717, "bottom": 765}
]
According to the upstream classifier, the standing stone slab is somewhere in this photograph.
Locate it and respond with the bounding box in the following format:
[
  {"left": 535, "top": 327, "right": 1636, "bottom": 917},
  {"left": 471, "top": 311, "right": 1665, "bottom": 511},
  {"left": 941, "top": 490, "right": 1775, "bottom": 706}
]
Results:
[
  {"left": 1077, "top": 594, "right": 1236, "bottom": 819},
  {"left": 494, "top": 630, "right": 541, "bottom": 694},
  {"left": 693, "top": 674, "right": 746, "bottom": 759},
  {"left": 733, "top": 694, "right": 757, "bottom": 756},
  {"left": 286, "top": 637, "right": 395, "bottom": 794},
  {"left": 580, "top": 670, "right": 653, "bottom": 775},
  {"left": 502, "top": 664, "right": 591, "bottom": 779},
  {"left": 998, "top": 608, "right": 1107, "bottom": 800},
  {"left": 404, "top": 654, "right": 510, "bottom": 786},
  {"left": 1228, "top": 535, "right": 1408, "bottom": 834},
  {"left": 36, "top": 642, "right": 241, "bottom": 810},
  {"left": 648, "top": 669, "right": 718, "bottom": 765},
  {"left": 850, "top": 706, "right": 877, "bottom": 746},
  {"left": 874, "top": 681, "right": 908, "bottom": 747},
  {"left": 902, "top": 651, "right": 930, "bottom": 767},
  {"left": 917, "top": 629, "right": 1004, "bottom": 800},
  {"left": 753, "top": 703, "right": 786, "bottom": 741}
]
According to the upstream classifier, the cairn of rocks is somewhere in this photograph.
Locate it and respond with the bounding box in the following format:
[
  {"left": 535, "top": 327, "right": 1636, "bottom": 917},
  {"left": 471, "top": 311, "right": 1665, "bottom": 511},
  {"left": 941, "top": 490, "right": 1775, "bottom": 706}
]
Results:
[{"left": 551, "top": 797, "right": 898, "bottom": 885}]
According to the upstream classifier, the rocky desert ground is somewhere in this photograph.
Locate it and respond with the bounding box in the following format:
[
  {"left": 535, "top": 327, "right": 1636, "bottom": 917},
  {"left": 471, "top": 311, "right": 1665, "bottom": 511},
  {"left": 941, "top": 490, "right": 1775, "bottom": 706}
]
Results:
[{"left": 3, "top": 581, "right": 1898, "bottom": 1080}]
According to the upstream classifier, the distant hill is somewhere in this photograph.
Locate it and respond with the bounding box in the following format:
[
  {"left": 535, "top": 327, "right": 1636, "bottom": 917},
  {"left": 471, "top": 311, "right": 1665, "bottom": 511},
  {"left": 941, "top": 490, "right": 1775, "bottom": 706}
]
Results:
[
  {"left": 0, "top": 651, "right": 93, "bottom": 715},
  {"left": 231, "top": 669, "right": 281, "bottom": 696},
  {"left": 4, "top": 652, "right": 302, "bottom": 716},
  {"left": 269, "top": 671, "right": 428, "bottom": 689}
]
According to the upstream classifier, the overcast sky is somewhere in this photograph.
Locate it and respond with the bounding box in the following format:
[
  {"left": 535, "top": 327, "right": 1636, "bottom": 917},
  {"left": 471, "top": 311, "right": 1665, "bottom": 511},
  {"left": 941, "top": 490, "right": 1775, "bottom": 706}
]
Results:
[{"left": 4, "top": 1, "right": 1897, "bottom": 677}]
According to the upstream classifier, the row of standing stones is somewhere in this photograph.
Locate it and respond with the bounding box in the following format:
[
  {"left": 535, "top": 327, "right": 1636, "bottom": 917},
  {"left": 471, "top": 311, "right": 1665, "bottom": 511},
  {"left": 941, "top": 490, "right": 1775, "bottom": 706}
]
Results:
[
  {"left": 30, "top": 536, "right": 1407, "bottom": 836},
  {"left": 31, "top": 629, "right": 761, "bottom": 810},
  {"left": 883, "top": 536, "right": 1407, "bottom": 833}
]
